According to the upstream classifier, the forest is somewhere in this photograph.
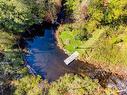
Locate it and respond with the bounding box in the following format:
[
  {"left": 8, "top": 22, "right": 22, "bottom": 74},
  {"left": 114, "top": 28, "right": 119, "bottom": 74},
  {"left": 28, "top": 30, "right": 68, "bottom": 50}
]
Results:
[{"left": 0, "top": 0, "right": 127, "bottom": 95}]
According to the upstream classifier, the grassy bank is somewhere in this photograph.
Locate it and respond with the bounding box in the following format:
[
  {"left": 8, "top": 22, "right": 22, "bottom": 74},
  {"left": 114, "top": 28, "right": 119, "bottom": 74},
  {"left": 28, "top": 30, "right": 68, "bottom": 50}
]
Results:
[
  {"left": 57, "top": 0, "right": 127, "bottom": 77},
  {"left": 57, "top": 23, "right": 127, "bottom": 78}
]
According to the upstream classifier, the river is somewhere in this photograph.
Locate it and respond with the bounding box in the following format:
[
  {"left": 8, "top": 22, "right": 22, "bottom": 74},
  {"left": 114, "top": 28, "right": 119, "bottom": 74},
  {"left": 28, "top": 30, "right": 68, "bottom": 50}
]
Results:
[
  {"left": 22, "top": 24, "right": 127, "bottom": 94},
  {"left": 24, "top": 26, "right": 76, "bottom": 81},
  {"left": 21, "top": 0, "right": 127, "bottom": 94}
]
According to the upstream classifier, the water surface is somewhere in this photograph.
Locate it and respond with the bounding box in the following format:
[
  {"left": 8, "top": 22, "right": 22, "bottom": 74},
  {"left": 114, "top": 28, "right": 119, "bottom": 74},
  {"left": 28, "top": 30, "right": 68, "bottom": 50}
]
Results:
[{"left": 25, "top": 27, "right": 75, "bottom": 81}]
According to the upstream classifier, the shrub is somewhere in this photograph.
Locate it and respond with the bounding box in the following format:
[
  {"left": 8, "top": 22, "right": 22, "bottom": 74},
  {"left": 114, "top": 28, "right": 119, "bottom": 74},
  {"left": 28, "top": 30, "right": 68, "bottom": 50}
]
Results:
[
  {"left": 14, "top": 75, "right": 48, "bottom": 95},
  {"left": 48, "top": 74, "right": 118, "bottom": 95}
]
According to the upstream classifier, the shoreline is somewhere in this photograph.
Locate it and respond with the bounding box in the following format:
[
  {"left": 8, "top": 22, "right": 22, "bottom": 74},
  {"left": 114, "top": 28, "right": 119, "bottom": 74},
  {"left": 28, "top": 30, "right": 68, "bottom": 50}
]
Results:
[{"left": 55, "top": 25, "right": 127, "bottom": 80}]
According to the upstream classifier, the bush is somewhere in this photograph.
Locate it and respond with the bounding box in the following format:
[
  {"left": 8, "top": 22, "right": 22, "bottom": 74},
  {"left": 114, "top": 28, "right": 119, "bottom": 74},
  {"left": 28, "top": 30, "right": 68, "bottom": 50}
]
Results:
[
  {"left": 48, "top": 74, "right": 118, "bottom": 95},
  {"left": 0, "top": 0, "right": 58, "bottom": 33},
  {"left": 14, "top": 75, "right": 45, "bottom": 95}
]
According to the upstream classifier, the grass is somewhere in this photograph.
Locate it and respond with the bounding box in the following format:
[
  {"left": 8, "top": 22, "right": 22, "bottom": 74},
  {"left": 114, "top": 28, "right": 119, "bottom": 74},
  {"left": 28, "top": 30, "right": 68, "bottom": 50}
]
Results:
[
  {"left": 59, "top": 25, "right": 106, "bottom": 55},
  {"left": 58, "top": 24, "right": 127, "bottom": 72},
  {"left": 60, "top": 29, "right": 83, "bottom": 53}
]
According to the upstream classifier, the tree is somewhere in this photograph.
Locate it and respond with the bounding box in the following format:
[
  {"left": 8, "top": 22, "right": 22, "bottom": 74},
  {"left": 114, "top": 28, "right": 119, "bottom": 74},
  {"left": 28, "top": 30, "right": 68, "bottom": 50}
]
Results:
[
  {"left": 48, "top": 74, "right": 118, "bottom": 95},
  {"left": 14, "top": 75, "right": 47, "bottom": 95}
]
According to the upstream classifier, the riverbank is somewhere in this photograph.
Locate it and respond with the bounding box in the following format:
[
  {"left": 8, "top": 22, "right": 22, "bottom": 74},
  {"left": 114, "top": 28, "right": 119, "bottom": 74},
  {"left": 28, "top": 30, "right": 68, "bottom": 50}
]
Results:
[
  {"left": 21, "top": 22, "right": 121, "bottom": 94},
  {"left": 56, "top": 24, "right": 127, "bottom": 79}
]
